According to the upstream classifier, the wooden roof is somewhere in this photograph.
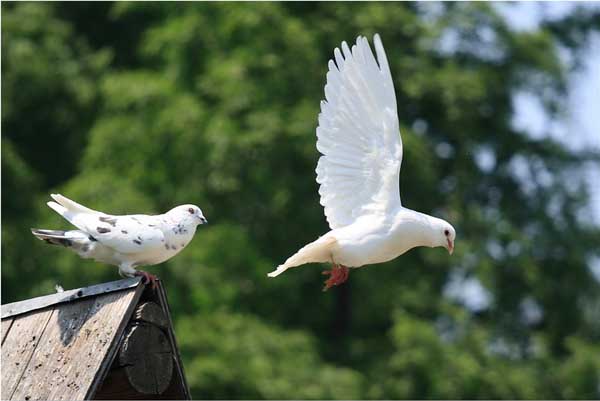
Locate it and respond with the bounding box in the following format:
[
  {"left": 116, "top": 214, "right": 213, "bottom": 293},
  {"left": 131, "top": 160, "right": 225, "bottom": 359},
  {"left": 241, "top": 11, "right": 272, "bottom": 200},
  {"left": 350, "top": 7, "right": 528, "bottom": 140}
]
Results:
[{"left": 1, "top": 278, "right": 191, "bottom": 400}]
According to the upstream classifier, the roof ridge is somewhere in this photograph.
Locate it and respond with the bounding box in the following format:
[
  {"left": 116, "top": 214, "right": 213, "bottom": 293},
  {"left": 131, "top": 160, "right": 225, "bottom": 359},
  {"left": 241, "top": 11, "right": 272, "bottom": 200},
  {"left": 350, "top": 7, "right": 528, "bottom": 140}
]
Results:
[{"left": 1, "top": 277, "right": 143, "bottom": 319}]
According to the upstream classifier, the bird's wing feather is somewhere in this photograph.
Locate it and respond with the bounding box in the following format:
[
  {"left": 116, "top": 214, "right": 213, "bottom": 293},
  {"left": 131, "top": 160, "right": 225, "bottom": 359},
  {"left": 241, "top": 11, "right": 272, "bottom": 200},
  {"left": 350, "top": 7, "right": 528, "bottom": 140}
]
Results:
[
  {"left": 50, "top": 193, "right": 102, "bottom": 215},
  {"left": 316, "top": 34, "right": 403, "bottom": 230},
  {"left": 46, "top": 195, "right": 165, "bottom": 254},
  {"left": 88, "top": 214, "right": 166, "bottom": 255}
]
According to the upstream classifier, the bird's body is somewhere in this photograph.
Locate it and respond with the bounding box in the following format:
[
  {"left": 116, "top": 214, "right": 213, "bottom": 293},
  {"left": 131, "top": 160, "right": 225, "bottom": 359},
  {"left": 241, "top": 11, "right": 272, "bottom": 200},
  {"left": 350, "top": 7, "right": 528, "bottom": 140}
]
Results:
[
  {"left": 32, "top": 194, "right": 207, "bottom": 281},
  {"left": 331, "top": 210, "right": 449, "bottom": 267},
  {"left": 268, "top": 34, "right": 456, "bottom": 289},
  {"left": 270, "top": 208, "right": 450, "bottom": 275}
]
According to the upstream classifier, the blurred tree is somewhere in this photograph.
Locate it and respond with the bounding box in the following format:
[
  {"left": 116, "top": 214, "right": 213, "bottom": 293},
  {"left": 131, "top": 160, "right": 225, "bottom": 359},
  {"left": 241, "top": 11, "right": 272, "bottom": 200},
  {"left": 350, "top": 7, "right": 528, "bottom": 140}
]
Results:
[{"left": 2, "top": 2, "right": 599, "bottom": 398}]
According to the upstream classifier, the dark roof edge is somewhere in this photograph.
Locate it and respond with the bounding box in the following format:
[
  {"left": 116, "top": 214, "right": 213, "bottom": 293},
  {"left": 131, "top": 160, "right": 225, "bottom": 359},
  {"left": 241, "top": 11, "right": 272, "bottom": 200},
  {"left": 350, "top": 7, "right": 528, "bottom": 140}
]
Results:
[
  {"left": 156, "top": 279, "right": 192, "bottom": 399},
  {"left": 1, "top": 277, "right": 143, "bottom": 319},
  {"left": 85, "top": 281, "right": 146, "bottom": 399}
]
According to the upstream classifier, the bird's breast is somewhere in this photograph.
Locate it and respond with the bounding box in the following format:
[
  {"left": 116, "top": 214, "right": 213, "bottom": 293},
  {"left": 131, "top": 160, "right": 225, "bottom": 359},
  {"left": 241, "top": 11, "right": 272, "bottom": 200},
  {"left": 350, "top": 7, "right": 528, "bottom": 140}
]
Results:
[{"left": 331, "top": 222, "right": 412, "bottom": 267}]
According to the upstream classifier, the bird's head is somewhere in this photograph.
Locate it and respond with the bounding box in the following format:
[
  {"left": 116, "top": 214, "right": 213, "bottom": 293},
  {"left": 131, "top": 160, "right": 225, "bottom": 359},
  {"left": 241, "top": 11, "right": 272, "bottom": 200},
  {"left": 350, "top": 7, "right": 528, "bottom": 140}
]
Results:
[
  {"left": 431, "top": 218, "right": 455, "bottom": 255},
  {"left": 167, "top": 204, "right": 208, "bottom": 226}
]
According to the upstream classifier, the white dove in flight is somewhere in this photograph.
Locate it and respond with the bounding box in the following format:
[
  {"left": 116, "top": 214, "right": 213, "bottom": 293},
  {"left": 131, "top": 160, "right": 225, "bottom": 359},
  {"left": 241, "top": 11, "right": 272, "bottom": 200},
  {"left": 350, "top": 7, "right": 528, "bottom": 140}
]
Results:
[
  {"left": 268, "top": 34, "right": 456, "bottom": 290},
  {"left": 32, "top": 194, "right": 207, "bottom": 286}
]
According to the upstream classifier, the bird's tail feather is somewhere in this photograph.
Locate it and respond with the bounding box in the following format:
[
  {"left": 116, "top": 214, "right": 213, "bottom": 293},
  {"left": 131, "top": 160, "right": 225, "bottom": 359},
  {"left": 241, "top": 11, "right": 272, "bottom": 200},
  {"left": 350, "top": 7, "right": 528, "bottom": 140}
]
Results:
[
  {"left": 47, "top": 201, "right": 68, "bottom": 217},
  {"left": 31, "top": 229, "right": 74, "bottom": 247},
  {"left": 31, "top": 228, "right": 92, "bottom": 251},
  {"left": 50, "top": 194, "right": 98, "bottom": 215},
  {"left": 267, "top": 236, "right": 336, "bottom": 277}
]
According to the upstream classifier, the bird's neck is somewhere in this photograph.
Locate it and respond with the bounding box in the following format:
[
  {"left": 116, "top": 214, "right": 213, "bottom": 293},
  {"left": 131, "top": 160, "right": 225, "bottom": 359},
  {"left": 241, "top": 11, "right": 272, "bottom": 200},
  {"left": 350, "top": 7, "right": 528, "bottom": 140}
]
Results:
[{"left": 394, "top": 208, "right": 440, "bottom": 248}]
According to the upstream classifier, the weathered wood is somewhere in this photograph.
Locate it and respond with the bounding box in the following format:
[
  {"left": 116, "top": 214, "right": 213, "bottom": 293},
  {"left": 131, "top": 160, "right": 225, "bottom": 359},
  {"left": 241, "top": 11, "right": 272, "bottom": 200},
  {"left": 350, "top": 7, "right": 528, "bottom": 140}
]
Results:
[
  {"left": 1, "top": 308, "right": 55, "bottom": 400},
  {"left": 132, "top": 302, "right": 169, "bottom": 329},
  {"left": 85, "top": 283, "right": 145, "bottom": 399},
  {"left": 93, "top": 365, "right": 186, "bottom": 400},
  {"left": 10, "top": 289, "right": 139, "bottom": 401},
  {"left": 119, "top": 323, "right": 173, "bottom": 395},
  {"left": 1, "top": 277, "right": 142, "bottom": 319},
  {"left": 1, "top": 278, "right": 191, "bottom": 400},
  {"left": 2, "top": 318, "right": 15, "bottom": 345},
  {"left": 155, "top": 283, "right": 192, "bottom": 399}
]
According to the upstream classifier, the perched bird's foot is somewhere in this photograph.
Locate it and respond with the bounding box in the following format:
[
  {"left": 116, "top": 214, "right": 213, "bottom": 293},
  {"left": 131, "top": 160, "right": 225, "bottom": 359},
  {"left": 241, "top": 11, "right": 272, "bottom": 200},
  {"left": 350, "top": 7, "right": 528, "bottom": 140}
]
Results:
[
  {"left": 322, "top": 265, "right": 349, "bottom": 291},
  {"left": 135, "top": 270, "right": 158, "bottom": 289}
]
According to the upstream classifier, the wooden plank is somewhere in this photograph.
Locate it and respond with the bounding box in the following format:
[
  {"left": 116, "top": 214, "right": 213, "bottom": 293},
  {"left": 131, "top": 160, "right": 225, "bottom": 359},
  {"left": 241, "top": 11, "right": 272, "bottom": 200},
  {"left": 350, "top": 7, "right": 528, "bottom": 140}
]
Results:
[
  {"left": 132, "top": 302, "right": 169, "bottom": 329},
  {"left": 85, "top": 284, "right": 144, "bottom": 399},
  {"left": 93, "top": 365, "right": 186, "bottom": 400},
  {"left": 155, "top": 281, "right": 192, "bottom": 399},
  {"left": 10, "top": 288, "right": 139, "bottom": 401},
  {"left": 1, "top": 277, "right": 142, "bottom": 319},
  {"left": 119, "top": 323, "right": 173, "bottom": 395},
  {"left": 1, "top": 308, "right": 55, "bottom": 400},
  {"left": 2, "top": 318, "right": 15, "bottom": 345}
]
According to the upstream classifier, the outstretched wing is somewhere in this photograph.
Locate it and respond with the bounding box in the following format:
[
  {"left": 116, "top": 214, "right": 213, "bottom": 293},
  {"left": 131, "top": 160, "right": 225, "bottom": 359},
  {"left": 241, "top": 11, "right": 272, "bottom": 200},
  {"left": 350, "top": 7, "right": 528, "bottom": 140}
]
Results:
[
  {"left": 316, "top": 34, "right": 403, "bottom": 230},
  {"left": 47, "top": 194, "right": 165, "bottom": 254}
]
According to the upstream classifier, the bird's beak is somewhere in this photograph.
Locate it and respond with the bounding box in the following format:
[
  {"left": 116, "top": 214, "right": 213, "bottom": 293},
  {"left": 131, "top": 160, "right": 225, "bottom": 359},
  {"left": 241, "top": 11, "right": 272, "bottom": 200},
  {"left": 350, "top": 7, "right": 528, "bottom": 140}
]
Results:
[
  {"left": 447, "top": 238, "right": 454, "bottom": 255},
  {"left": 199, "top": 216, "right": 208, "bottom": 225}
]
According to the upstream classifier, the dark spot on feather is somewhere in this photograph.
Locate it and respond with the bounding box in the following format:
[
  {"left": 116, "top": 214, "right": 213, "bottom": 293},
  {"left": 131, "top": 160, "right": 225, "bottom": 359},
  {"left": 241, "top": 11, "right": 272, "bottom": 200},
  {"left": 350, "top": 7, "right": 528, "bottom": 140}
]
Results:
[
  {"left": 171, "top": 245, "right": 177, "bottom": 250},
  {"left": 148, "top": 224, "right": 156, "bottom": 227},
  {"left": 99, "top": 216, "right": 117, "bottom": 227},
  {"left": 131, "top": 217, "right": 143, "bottom": 225},
  {"left": 172, "top": 223, "right": 188, "bottom": 235},
  {"left": 133, "top": 239, "right": 142, "bottom": 245},
  {"left": 165, "top": 244, "right": 170, "bottom": 250},
  {"left": 82, "top": 245, "right": 89, "bottom": 252},
  {"left": 96, "top": 227, "right": 111, "bottom": 234},
  {"left": 43, "top": 237, "right": 71, "bottom": 247},
  {"left": 121, "top": 230, "right": 128, "bottom": 234},
  {"left": 88, "top": 235, "right": 98, "bottom": 242}
]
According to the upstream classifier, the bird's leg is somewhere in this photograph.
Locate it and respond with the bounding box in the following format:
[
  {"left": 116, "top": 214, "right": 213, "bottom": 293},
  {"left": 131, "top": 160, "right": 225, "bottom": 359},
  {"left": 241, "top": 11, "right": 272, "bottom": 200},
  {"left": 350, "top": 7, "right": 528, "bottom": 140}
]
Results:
[
  {"left": 118, "top": 263, "right": 137, "bottom": 278},
  {"left": 322, "top": 264, "right": 350, "bottom": 291},
  {"left": 134, "top": 270, "right": 158, "bottom": 289},
  {"left": 119, "top": 263, "right": 158, "bottom": 289}
]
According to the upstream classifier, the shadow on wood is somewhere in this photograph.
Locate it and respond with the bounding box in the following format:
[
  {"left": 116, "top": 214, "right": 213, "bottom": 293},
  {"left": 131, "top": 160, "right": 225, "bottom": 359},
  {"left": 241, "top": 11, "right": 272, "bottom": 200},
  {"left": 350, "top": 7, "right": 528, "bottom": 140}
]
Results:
[{"left": 1, "top": 278, "right": 191, "bottom": 400}]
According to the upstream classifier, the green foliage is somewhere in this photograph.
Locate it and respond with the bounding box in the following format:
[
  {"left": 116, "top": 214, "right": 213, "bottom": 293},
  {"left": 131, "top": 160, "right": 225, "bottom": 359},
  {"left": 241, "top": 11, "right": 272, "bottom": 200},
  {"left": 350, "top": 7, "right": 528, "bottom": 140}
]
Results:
[
  {"left": 2, "top": 2, "right": 600, "bottom": 399},
  {"left": 178, "top": 312, "right": 364, "bottom": 399}
]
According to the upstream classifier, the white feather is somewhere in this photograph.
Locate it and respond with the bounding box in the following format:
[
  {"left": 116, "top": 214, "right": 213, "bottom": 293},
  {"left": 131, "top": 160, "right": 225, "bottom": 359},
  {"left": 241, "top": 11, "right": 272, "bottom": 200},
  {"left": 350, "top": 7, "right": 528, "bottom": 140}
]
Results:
[
  {"left": 34, "top": 194, "right": 207, "bottom": 277},
  {"left": 269, "top": 34, "right": 456, "bottom": 279},
  {"left": 315, "top": 34, "right": 403, "bottom": 230}
]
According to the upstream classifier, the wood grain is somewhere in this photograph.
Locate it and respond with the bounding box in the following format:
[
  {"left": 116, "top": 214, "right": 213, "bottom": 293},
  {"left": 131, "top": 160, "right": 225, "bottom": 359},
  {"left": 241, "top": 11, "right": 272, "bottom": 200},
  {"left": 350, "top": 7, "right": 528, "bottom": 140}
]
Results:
[
  {"left": 156, "top": 284, "right": 192, "bottom": 399},
  {"left": 84, "top": 284, "right": 144, "bottom": 399},
  {"left": 2, "top": 318, "right": 14, "bottom": 345},
  {"left": 1, "top": 278, "right": 141, "bottom": 319},
  {"left": 10, "top": 289, "right": 137, "bottom": 401},
  {"left": 132, "top": 302, "right": 168, "bottom": 329},
  {"left": 119, "top": 323, "right": 173, "bottom": 395},
  {"left": 93, "top": 365, "right": 185, "bottom": 400},
  {"left": 1, "top": 309, "right": 55, "bottom": 400}
]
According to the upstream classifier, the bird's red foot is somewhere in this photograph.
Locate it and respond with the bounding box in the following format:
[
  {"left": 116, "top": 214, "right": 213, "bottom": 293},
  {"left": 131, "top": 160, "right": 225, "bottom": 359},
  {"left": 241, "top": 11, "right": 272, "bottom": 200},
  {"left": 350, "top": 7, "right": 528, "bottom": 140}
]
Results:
[
  {"left": 135, "top": 271, "right": 158, "bottom": 289},
  {"left": 322, "top": 265, "right": 349, "bottom": 291}
]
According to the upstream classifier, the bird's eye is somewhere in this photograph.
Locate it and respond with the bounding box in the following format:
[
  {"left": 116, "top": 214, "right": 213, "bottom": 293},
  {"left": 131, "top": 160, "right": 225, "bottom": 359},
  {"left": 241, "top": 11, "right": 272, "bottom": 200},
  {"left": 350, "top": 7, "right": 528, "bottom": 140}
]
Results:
[
  {"left": 188, "top": 208, "right": 195, "bottom": 214},
  {"left": 444, "top": 229, "right": 449, "bottom": 236}
]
